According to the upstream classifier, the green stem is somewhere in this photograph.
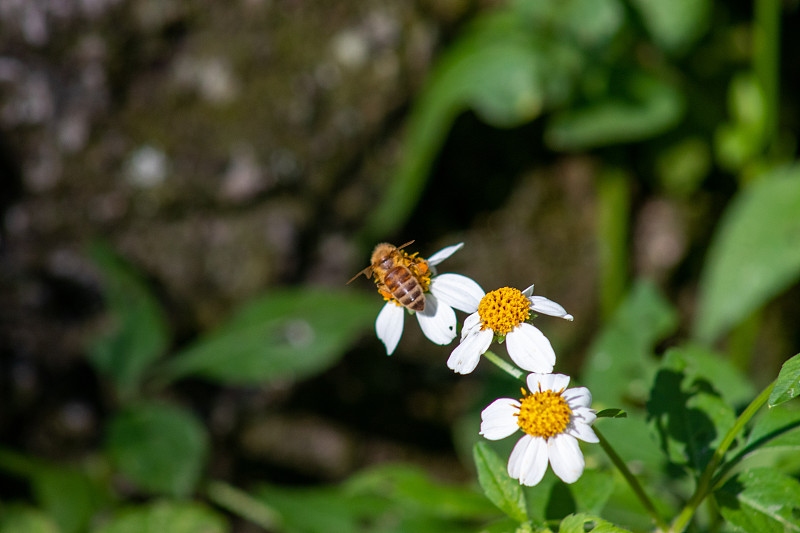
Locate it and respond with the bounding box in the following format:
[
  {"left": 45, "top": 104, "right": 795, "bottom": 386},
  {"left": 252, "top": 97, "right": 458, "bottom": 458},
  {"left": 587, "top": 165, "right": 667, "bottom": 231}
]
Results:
[
  {"left": 669, "top": 379, "right": 776, "bottom": 533},
  {"left": 753, "top": 0, "right": 781, "bottom": 155},
  {"left": 483, "top": 350, "right": 525, "bottom": 382},
  {"left": 206, "top": 480, "right": 282, "bottom": 531},
  {"left": 594, "top": 427, "right": 669, "bottom": 532}
]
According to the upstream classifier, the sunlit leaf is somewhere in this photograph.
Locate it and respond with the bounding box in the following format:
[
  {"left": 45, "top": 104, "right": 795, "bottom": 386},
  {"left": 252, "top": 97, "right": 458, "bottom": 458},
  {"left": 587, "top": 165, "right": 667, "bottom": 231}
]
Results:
[
  {"left": 696, "top": 166, "right": 800, "bottom": 342},
  {"left": 474, "top": 442, "right": 528, "bottom": 524},
  {"left": 87, "top": 241, "right": 170, "bottom": 399},
  {"left": 558, "top": 512, "right": 631, "bottom": 532},
  {"left": 161, "top": 288, "right": 375, "bottom": 385},
  {"left": 0, "top": 506, "right": 59, "bottom": 533},
  {"left": 647, "top": 356, "right": 737, "bottom": 472},
  {"left": 95, "top": 501, "right": 227, "bottom": 533},
  {"left": 545, "top": 72, "right": 684, "bottom": 150},
  {"left": 769, "top": 353, "right": 800, "bottom": 406},
  {"left": 716, "top": 468, "right": 800, "bottom": 532},
  {"left": 628, "top": 0, "right": 712, "bottom": 54},
  {"left": 596, "top": 409, "right": 627, "bottom": 419},
  {"left": 662, "top": 346, "right": 756, "bottom": 407},
  {"left": 106, "top": 402, "right": 208, "bottom": 497},
  {"left": 729, "top": 404, "right": 800, "bottom": 477}
]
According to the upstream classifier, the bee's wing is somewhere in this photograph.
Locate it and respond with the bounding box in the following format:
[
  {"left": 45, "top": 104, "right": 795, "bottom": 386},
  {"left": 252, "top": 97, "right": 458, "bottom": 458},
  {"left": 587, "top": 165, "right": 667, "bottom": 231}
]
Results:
[{"left": 347, "top": 266, "right": 373, "bottom": 284}]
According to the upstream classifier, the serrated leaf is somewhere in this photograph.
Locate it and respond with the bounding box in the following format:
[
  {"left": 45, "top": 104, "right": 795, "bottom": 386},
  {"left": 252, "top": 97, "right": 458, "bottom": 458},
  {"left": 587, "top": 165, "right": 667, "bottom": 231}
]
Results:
[
  {"left": 95, "top": 501, "right": 227, "bottom": 533},
  {"left": 545, "top": 72, "right": 684, "bottom": 150},
  {"left": 696, "top": 167, "right": 800, "bottom": 342},
  {"left": 769, "top": 353, "right": 800, "bottom": 406},
  {"left": 474, "top": 442, "right": 528, "bottom": 523},
  {"left": 716, "top": 468, "right": 800, "bottom": 532},
  {"left": 87, "top": 242, "right": 170, "bottom": 399},
  {"left": 106, "top": 402, "right": 208, "bottom": 497},
  {"left": 161, "top": 288, "right": 375, "bottom": 385}
]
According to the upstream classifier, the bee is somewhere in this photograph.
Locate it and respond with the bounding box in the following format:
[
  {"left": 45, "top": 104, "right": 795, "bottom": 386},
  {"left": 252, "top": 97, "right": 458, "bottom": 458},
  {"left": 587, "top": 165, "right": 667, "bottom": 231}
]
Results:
[{"left": 348, "top": 240, "right": 430, "bottom": 312}]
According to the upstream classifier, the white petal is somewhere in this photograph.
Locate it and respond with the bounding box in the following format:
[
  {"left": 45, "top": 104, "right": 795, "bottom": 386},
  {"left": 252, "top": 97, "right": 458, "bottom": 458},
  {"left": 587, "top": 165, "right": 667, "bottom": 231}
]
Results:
[
  {"left": 567, "top": 416, "right": 599, "bottom": 443},
  {"left": 447, "top": 329, "right": 493, "bottom": 374},
  {"left": 571, "top": 405, "right": 597, "bottom": 424},
  {"left": 506, "top": 324, "right": 555, "bottom": 374},
  {"left": 460, "top": 312, "right": 482, "bottom": 340},
  {"left": 522, "top": 284, "right": 534, "bottom": 297},
  {"left": 375, "top": 302, "right": 404, "bottom": 355},
  {"left": 430, "top": 273, "right": 484, "bottom": 313},
  {"left": 526, "top": 373, "right": 570, "bottom": 394},
  {"left": 529, "top": 296, "right": 573, "bottom": 321},
  {"left": 480, "top": 398, "right": 521, "bottom": 440},
  {"left": 548, "top": 434, "right": 585, "bottom": 484},
  {"left": 426, "top": 243, "right": 463, "bottom": 266},
  {"left": 508, "top": 435, "right": 548, "bottom": 486},
  {"left": 415, "top": 294, "right": 456, "bottom": 345},
  {"left": 563, "top": 386, "right": 592, "bottom": 409}
]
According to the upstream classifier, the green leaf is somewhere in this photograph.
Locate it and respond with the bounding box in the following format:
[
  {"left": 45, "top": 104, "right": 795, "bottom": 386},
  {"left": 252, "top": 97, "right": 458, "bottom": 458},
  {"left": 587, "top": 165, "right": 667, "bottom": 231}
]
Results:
[
  {"left": 545, "top": 72, "right": 684, "bottom": 150},
  {"left": 583, "top": 281, "right": 678, "bottom": 407},
  {"left": 596, "top": 409, "right": 627, "bottom": 419},
  {"left": 568, "top": 470, "right": 615, "bottom": 516},
  {"left": 696, "top": 167, "right": 800, "bottom": 341},
  {"left": 94, "top": 501, "right": 227, "bottom": 533},
  {"left": 87, "top": 241, "right": 170, "bottom": 399},
  {"left": 474, "top": 442, "right": 528, "bottom": 523},
  {"left": 31, "top": 467, "right": 107, "bottom": 533},
  {"left": 628, "top": 0, "right": 712, "bottom": 54},
  {"left": 716, "top": 468, "right": 800, "bottom": 532},
  {"left": 728, "top": 404, "right": 800, "bottom": 476},
  {"left": 0, "top": 449, "right": 108, "bottom": 533},
  {"left": 161, "top": 288, "right": 375, "bottom": 385},
  {"left": 558, "top": 513, "right": 631, "bottom": 532},
  {"left": 106, "top": 402, "right": 208, "bottom": 497},
  {"left": 0, "top": 506, "right": 60, "bottom": 533},
  {"left": 345, "top": 463, "right": 496, "bottom": 519},
  {"left": 662, "top": 346, "right": 756, "bottom": 407},
  {"left": 769, "top": 353, "right": 800, "bottom": 406},
  {"left": 647, "top": 356, "right": 738, "bottom": 472}
]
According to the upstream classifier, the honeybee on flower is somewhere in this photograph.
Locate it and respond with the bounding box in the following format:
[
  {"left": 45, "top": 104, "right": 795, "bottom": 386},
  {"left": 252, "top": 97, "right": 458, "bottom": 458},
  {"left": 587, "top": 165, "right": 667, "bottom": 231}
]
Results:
[{"left": 349, "top": 241, "right": 484, "bottom": 355}]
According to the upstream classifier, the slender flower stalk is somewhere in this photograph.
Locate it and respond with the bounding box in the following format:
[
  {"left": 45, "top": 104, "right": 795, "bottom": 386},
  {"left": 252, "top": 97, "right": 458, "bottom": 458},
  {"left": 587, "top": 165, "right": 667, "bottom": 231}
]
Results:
[{"left": 669, "top": 379, "right": 776, "bottom": 533}]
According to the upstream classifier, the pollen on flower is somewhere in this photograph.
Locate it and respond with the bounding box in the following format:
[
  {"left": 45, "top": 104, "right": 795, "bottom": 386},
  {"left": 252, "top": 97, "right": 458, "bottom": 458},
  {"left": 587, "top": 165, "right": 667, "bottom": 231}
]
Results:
[
  {"left": 478, "top": 287, "right": 530, "bottom": 335},
  {"left": 515, "top": 388, "right": 572, "bottom": 439}
]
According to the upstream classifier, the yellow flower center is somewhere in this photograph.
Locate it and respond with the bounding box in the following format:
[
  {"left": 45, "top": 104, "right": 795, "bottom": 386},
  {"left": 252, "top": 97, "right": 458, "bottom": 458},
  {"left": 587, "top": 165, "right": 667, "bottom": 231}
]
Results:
[
  {"left": 477, "top": 287, "right": 530, "bottom": 335},
  {"left": 516, "top": 388, "right": 572, "bottom": 439}
]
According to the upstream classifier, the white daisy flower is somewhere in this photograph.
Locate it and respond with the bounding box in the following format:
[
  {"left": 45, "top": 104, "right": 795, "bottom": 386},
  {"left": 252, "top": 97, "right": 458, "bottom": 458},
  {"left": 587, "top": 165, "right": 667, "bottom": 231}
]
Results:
[
  {"left": 480, "top": 373, "right": 598, "bottom": 486},
  {"left": 447, "top": 285, "right": 573, "bottom": 375},
  {"left": 373, "top": 243, "right": 484, "bottom": 355}
]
